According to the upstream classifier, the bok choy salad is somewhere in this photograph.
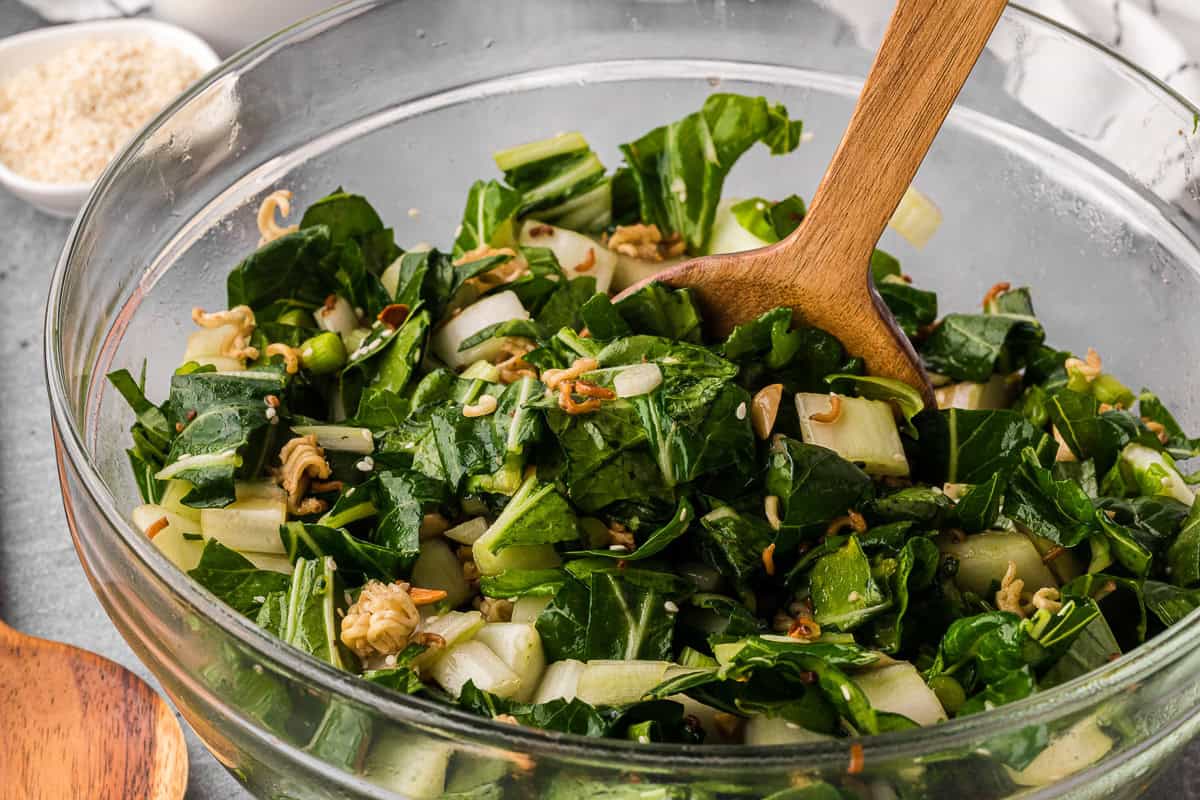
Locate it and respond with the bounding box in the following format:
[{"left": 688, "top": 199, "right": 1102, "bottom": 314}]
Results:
[{"left": 110, "top": 92, "right": 1200, "bottom": 772}]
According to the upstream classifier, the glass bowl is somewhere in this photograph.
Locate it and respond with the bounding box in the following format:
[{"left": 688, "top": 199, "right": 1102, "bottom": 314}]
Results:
[{"left": 44, "top": 1, "right": 1200, "bottom": 798}]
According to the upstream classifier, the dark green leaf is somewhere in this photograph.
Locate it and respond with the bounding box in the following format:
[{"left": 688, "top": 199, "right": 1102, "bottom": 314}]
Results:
[
  {"left": 1143, "top": 580, "right": 1200, "bottom": 627},
  {"left": 765, "top": 439, "right": 873, "bottom": 540},
  {"left": 952, "top": 473, "right": 1005, "bottom": 533},
  {"left": 227, "top": 226, "right": 335, "bottom": 310},
  {"left": 912, "top": 408, "right": 1041, "bottom": 484},
  {"left": 1004, "top": 447, "right": 1096, "bottom": 547},
  {"left": 188, "top": 540, "right": 290, "bottom": 616},
  {"left": 585, "top": 572, "right": 676, "bottom": 660},
  {"left": 579, "top": 293, "right": 633, "bottom": 340},
  {"left": 453, "top": 180, "right": 522, "bottom": 257},
  {"left": 572, "top": 498, "right": 693, "bottom": 560},
  {"left": 281, "top": 522, "right": 409, "bottom": 581},
  {"left": 619, "top": 93, "right": 803, "bottom": 253},
  {"left": 825, "top": 373, "right": 923, "bottom": 436},
  {"left": 613, "top": 282, "right": 703, "bottom": 344},
  {"left": 478, "top": 569, "right": 569, "bottom": 598}
]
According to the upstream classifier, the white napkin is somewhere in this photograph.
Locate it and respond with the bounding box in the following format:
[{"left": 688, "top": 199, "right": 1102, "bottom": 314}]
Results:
[{"left": 17, "top": 0, "right": 149, "bottom": 22}]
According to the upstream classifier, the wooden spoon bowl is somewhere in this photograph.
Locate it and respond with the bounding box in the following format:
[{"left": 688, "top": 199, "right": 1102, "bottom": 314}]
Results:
[
  {"left": 0, "top": 619, "right": 188, "bottom": 800},
  {"left": 618, "top": 0, "right": 1009, "bottom": 408}
]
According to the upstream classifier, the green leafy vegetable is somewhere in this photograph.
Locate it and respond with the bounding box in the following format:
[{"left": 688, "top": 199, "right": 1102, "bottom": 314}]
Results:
[{"left": 619, "top": 94, "right": 803, "bottom": 253}]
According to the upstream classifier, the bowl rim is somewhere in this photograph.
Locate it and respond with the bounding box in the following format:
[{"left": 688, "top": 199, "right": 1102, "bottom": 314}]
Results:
[
  {"left": 42, "top": 0, "right": 1200, "bottom": 775},
  {"left": 0, "top": 18, "right": 221, "bottom": 196}
]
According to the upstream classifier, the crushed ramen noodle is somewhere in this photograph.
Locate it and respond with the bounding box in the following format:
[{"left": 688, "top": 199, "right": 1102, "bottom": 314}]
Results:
[{"left": 0, "top": 38, "right": 201, "bottom": 183}]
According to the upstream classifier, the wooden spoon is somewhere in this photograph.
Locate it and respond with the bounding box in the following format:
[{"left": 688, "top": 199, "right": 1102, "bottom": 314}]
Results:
[
  {"left": 618, "top": 0, "right": 1008, "bottom": 407},
  {"left": 0, "top": 619, "right": 188, "bottom": 800}
]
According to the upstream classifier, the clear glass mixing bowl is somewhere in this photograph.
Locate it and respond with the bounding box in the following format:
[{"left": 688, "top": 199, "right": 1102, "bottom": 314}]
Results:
[{"left": 44, "top": 1, "right": 1200, "bottom": 798}]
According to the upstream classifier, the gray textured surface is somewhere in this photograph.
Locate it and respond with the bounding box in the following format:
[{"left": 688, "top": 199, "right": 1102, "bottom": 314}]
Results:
[
  {"left": 0, "top": 3, "right": 1196, "bottom": 799},
  {"left": 0, "top": 7, "right": 246, "bottom": 799}
]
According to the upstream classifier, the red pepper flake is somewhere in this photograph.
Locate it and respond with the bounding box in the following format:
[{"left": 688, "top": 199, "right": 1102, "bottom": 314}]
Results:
[
  {"left": 323, "top": 294, "right": 337, "bottom": 311},
  {"left": 264, "top": 395, "right": 280, "bottom": 409},
  {"left": 145, "top": 516, "right": 170, "bottom": 539},
  {"left": 185, "top": 409, "right": 197, "bottom": 421},
  {"left": 527, "top": 224, "right": 554, "bottom": 238},
  {"left": 762, "top": 543, "right": 777, "bottom": 576},
  {"left": 573, "top": 248, "right": 596, "bottom": 273},
  {"left": 847, "top": 742, "right": 865, "bottom": 775},
  {"left": 376, "top": 303, "right": 410, "bottom": 330},
  {"left": 1041, "top": 546, "right": 1066, "bottom": 563}
]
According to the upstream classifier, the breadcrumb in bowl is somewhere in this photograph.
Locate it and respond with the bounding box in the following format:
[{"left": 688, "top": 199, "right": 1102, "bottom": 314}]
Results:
[{"left": 0, "top": 19, "right": 218, "bottom": 217}]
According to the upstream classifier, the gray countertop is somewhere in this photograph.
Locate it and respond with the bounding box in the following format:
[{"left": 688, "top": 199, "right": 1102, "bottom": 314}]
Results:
[
  {"left": 0, "top": 6, "right": 250, "bottom": 798},
  {"left": 0, "top": 3, "right": 1197, "bottom": 798}
]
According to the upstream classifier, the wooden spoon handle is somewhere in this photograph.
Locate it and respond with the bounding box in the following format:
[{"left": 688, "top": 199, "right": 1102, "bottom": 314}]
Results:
[{"left": 785, "top": 0, "right": 1008, "bottom": 266}]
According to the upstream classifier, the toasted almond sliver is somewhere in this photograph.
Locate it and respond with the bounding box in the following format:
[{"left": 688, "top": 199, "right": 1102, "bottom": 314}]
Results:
[
  {"left": 751, "top": 383, "right": 783, "bottom": 440},
  {"left": 409, "top": 587, "right": 449, "bottom": 606}
]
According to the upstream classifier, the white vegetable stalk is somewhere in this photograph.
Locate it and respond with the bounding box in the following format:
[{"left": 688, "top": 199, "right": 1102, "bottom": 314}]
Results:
[
  {"left": 183, "top": 323, "right": 242, "bottom": 368},
  {"left": 795, "top": 393, "right": 910, "bottom": 477},
  {"left": 888, "top": 186, "right": 942, "bottom": 249},
  {"left": 575, "top": 660, "right": 672, "bottom": 706},
  {"left": 314, "top": 294, "right": 359, "bottom": 338},
  {"left": 431, "top": 290, "right": 530, "bottom": 369},
  {"left": 291, "top": 424, "right": 374, "bottom": 454},
  {"left": 412, "top": 611, "right": 485, "bottom": 671},
  {"left": 705, "top": 197, "right": 774, "bottom": 255},
  {"left": 518, "top": 219, "right": 616, "bottom": 293},
  {"left": 200, "top": 495, "right": 288, "bottom": 555},
  {"left": 411, "top": 539, "right": 473, "bottom": 608},
  {"left": 430, "top": 640, "right": 521, "bottom": 699},
  {"left": 444, "top": 516, "right": 489, "bottom": 545},
  {"left": 154, "top": 449, "right": 241, "bottom": 480},
  {"left": 614, "top": 363, "right": 664, "bottom": 398},
  {"left": 853, "top": 662, "right": 947, "bottom": 726},
  {"left": 474, "top": 623, "right": 546, "bottom": 702},
  {"left": 532, "top": 659, "right": 586, "bottom": 704}
]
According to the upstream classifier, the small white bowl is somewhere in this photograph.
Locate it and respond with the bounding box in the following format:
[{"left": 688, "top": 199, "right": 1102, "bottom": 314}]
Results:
[{"left": 0, "top": 19, "right": 220, "bottom": 218}]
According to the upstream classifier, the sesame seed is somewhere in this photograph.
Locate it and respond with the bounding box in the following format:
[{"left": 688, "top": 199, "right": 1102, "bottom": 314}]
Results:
[
  {"left": 302, "top": 348, "right": 314, "bottom": 358},
  {"left": 355, "top": 307, "right": 364, "bottom": 317},
  {"left": 841, "top": 685, "right": 853, "bottom": 701},
  {"left": 265, "top": 407, "right": 277, "bottom": 420},
  {"left": 679, "top": 508, "right": 688, "bottom": 522},
  {"left": 848, "top": 591, "right": 861, "bottom": 603},
  {"left": 755, "top": 201, "right": 766, "bottom": 211},
  {"left": 663, "top": 600, "right": 679, "bottom": 613},
  {"left": 252, "top": 595, "right": 265, "bottom": 603},
  {"left": 252, "top": 664, "right": 264, "bottom": 674},
  {"left": 408, "top": 207, "right": 421, "bottom": 218},
  {"left": 608, "top": 544, "right": 627, "bottom": 551},
  {"left": 385, "top": 654, "right": 398, "bottom": 666},
  {"left": 356, "top": 456, "right": 375, "bottom": 472},
  {"left": 735, "top": 402, "right": 747, "bottom": 420},
  {"left": 801, "top": 131, "right": 815, "bottom": 143}
]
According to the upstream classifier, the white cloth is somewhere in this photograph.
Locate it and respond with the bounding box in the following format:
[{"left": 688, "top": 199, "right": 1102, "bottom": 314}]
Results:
[{"left": 17, "top": 0, "right": 149, "bottom": 22}]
